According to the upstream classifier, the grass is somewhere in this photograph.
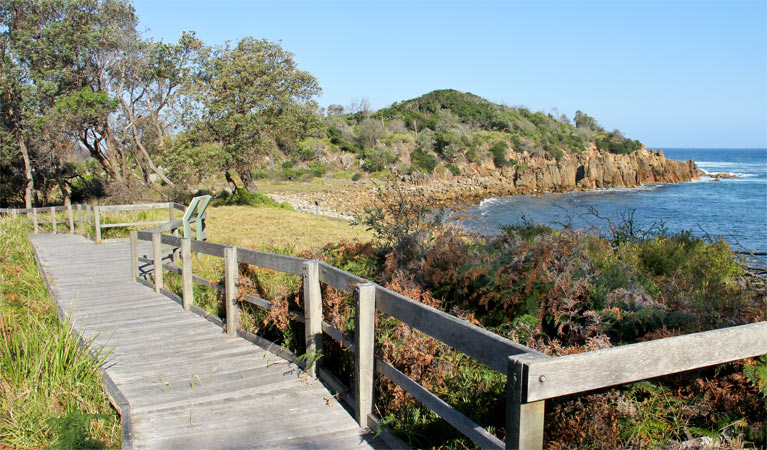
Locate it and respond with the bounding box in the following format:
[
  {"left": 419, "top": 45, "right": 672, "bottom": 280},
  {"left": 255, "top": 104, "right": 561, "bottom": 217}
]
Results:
[
  {"left": 205, "top": 205, "right": 372, "bottom": 253},
  {"left": 0, "top": 216, "right": 121, "bottom": 449}
]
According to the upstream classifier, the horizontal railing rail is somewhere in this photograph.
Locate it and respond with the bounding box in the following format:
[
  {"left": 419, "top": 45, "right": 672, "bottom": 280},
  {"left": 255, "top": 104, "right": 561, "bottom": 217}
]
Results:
[
  {"left": 14, "top": 201, "right": 761, "bottom": 449},
  {"left": 130, "top": 224, "right": 767, "bottom": 449},
  {"left": 1, "top": 202, "right": 200, "bottom": 242}
]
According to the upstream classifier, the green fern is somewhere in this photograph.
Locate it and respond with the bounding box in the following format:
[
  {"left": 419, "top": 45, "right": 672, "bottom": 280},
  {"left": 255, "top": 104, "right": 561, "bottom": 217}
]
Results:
[{"left": 743, "top": 354, "right": 767, "bottom": 397}]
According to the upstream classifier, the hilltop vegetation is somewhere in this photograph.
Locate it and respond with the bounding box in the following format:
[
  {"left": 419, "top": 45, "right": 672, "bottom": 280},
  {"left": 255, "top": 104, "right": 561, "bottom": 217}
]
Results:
[
  {"left": 315, "top": 89, "right": 643, "bottom": 178},
  {"left": 0, "top": 0, "right": 647, "bottom": 208}
]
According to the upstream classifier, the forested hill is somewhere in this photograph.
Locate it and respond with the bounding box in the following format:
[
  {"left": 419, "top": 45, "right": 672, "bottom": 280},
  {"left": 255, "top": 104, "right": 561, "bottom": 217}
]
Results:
[
  {"left": 318, "top": 89, "right": 645, "bottom": 177},
  {"left": 376, "top": 89, "right": 642, "bottom": 158}
]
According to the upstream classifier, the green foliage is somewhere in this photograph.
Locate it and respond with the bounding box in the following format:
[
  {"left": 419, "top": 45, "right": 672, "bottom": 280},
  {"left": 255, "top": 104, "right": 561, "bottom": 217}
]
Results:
[
  {"left": 212, "top": 188, "right": 292, "bottom": 210},
  {"left": 744, "top": 355, "right": 767, "bottom": 397},
  {"left": 596, "top": 130, "right": 643, "bottom": 155},
  {"left": 574, "top": 110, "right": 605, "bottom": 132},
  {"left": 351, "top": 173, "right": 362, "bottom": 181},
  {"left": 164, "top": 135, "right": 226, "bottom": 186},
  {"left": 489, "top": 140, "right": 509, "bottom": 167},
  {"left": 360, "top": 147, "right": 397, "bottom": 172},
  {"left": 445, "top": 163, "right": 461, "bottom": 176},
  {"left": 189, "top": 36, "right": 321, "bottom": 187},
  {"left": 411, "top": 148, "right": 437, "bottom": 173},
  {"left": 0, "top": 217, "right": 121, "bottom": 448}
]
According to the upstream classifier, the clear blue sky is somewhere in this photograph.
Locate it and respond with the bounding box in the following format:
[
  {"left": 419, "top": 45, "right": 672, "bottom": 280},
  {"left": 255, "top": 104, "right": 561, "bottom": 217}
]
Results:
[{"left": 132, "top": 0, "right": 766, "bottom": 148}]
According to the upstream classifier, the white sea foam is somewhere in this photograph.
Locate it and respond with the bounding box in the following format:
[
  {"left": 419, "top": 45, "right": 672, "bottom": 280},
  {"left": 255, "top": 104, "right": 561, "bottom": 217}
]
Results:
[{"left": 479, "top": 197, "right": 501, "bottom": 207}]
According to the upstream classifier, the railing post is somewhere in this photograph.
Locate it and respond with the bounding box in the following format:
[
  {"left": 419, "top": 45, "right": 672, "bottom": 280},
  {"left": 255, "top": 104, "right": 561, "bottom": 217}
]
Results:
[
  {"left": 85, "top": 205, "right": 92, "bottom": 238},
  {"left": 32, "top": 208, "right": 38, "bottom": 233},
  {"left": 354, "top": 282, "right": 376, "bottom": 428},
  {"left": 224, "top": 246, "right": 238, "bottom": 336},
  {"left": 302, "top": 261, "right": 323, "bottom": 378},
  {"left": 181, "top": 238, "right": 193, "bottom": 310},
  {"left": 77, "top": 205, "right": 84, "bottom": 235},
  {"left": 50, "top": 206, "right": 57, "bottom": 234},
  {"left": 94, "top": 206, "right": 101, "bottom": 242},
  {"left": 11, "top": 209, "right": 16, "bottom": 218},
  {"left": 506, "top": 356, "right": 545, "bottom": 450},
  {"left": 170, "top": 204, "right": 179, "bottom": 264},
  {"left": 130, "top": 231, "right": 138, "bottom": 282},
  {"left": 152, "top": 232, "right": 162, "bottom": 293},
  {"left": 67, "top": 204, "right": 74, "bottom": 234}
]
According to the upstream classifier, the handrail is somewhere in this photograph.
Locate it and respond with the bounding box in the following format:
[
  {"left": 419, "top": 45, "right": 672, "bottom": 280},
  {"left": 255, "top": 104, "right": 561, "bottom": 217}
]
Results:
[
  {"left": 130, "top": 223, "right": 767, "bottom": 450},
  {"left": 0, "top": 202, "right": 198, "bottom": 241},
  {"left": 12, "top": 200, "right": 758, "bottom": 449}
]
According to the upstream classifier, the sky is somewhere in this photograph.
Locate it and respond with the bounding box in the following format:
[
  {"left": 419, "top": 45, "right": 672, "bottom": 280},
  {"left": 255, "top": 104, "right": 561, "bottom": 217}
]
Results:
[{"left": 131, "top": 0, "right": 767, "bottom": 148}]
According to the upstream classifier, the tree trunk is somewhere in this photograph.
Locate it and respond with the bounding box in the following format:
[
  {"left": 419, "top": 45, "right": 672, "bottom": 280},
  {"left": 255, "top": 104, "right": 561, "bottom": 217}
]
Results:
[
  {"left": 56, "top": 168, "right": 71, "bottom": 206},
  {"left": 236, "top": 168, "right": 253, "bottom": 192},
  {"left": 17, "top": 132, "right": 34, "bottom": 208},
  {"left": 131, "top": 128, "right": 174, "bottom": 185}
]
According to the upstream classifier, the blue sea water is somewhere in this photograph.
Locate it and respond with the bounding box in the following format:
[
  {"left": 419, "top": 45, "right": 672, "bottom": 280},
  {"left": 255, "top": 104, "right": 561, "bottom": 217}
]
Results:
[{"left": 457, "top": 148, "right": 767, "bottom": 255}]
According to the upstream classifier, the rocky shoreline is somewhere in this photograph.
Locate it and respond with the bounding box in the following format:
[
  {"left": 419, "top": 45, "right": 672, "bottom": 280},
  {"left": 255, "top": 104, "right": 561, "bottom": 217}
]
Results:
[{"left": 267, "top": 148, "right": 703, "bottom": 220}]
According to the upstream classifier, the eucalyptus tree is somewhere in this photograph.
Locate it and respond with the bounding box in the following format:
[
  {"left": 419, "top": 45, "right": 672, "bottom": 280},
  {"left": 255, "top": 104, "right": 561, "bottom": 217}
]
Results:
[
  {"left": 111, "top": 31, "right": 204, "bottom": 186},
  {"left": 187, "top": 37, "right": 321, "bottom": 188},
  {"left": 0, "top": 0, "right": 138, "bottom": 205}
]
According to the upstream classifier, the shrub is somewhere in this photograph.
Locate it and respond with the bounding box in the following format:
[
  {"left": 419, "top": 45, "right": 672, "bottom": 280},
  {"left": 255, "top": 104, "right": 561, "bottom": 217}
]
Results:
[
  {"left": 212, "top": 188, "right": 292, "bottom": 210},
  {"left": 351, "top": 173, "right": 362, "bottom": 181},
  {"left": 361, "top": 148, "right": 397, "bottom": 172},
  {"left": 489, "top": 140, "right": 509, "bottom": 167},
  {"left": 308, "top": 161, "right": 326, "bottom": 178},
  {"left": 411, "top": 148, "right": 437, "bottom": 173},
  {"left": 446, "top": 164, "right": 461, "bottom": 176},
  {"left": 251, "top": 170, "right": 269, "bottom": 180}
]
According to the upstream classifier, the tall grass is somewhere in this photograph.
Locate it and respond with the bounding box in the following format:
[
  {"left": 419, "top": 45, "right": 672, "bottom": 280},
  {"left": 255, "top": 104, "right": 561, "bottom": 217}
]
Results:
[{"left": 0, "top": 216, "right": 121, "bottom": 449}]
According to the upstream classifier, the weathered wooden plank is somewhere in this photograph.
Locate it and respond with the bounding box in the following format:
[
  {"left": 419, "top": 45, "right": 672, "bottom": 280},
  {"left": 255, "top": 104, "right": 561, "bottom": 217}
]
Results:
[
  {"left": 130, "top": 231, "right": 138, "bottom": 282},
  {"left": 224, "top": 246, "right": 238, "bottom": 336},
  {"left": 181, "top": 239, "right": 193, "bottom": 310},
  {"left": 506, "top": 354, "right": 545, "bottom": 450},
  {"left": 190, "top": 238, "right": 225, "bottom": 257},
  {"left": 50, "top": 206, "right": 57, "bottom": 233},
  {"left": 377, "top": 358, "right": 503, "bottom": 449},
  {"left": 303, "top": 261, "right": 322, "bottom": 378},
  {"left": 67, "top": 204, "right": 74, "bottom": 234},
  {"left": 318, "top": 261, "right": 366, "bottom": 292},
  {"left": 523, "top": 322, "right": 767, "bottom": 402},
  {"left": 29, "top": 233, "right": 381, "bottom": 450},
  {"left": 376, "top": 285, "right": 545, "bottom": 373},
  {"left": 321, "top": 321, "right": 353, "bottom": 350},
  {"left": 152, "top": 233, "right": 163, "bottom": 293},
  {"left": 94, "top": 206, "right": 101, "bottom": 241},
  {"left": 159, "top": 233, "right": 182, "bottom": 248},
  {"left": 237, "top": 247, "right": 305, "bottom": 275},
  {"left": 355, "top": 283, "right": 376, "bottom": 428},
  {"left": 101, "top": 220, "right": 168, "bottom": 228},
  {"left": 98, "top": 203, "right": 171, "bottom": 212}
]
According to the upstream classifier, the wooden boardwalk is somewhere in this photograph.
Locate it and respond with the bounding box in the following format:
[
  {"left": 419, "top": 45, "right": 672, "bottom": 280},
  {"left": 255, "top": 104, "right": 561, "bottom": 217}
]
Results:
[{"left": 30, "top": 233, "right": 384, "bottom": 450}]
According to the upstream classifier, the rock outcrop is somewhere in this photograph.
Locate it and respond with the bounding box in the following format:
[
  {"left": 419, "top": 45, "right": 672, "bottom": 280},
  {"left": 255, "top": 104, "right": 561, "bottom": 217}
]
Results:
[{"left": 267, "top": 148, "right": 702, "bottom": 218}]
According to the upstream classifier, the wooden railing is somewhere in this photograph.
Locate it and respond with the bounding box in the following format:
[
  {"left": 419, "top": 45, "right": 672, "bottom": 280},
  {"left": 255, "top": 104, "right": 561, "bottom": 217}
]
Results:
[
  {"left": 0, "top": 202, "right": 203, "bottom": 242},
  {"left": 129, "top": 223, "right": 767, "bottom": 449},
  {"left": 5, "top": 202, "right": 763, "bottom": 448}
]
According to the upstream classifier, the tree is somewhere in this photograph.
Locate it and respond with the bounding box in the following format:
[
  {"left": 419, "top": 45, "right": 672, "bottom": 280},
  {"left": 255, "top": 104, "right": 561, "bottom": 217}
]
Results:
[
  {"left": 111, "top": 31, "right": 204, "bottom": 186},
  {"left": 188, "top": 37, "right": 321, "bottom": 188},
  {"left": 573, "top": 110, "right": 604, "bottom": 132},
  {"left": 0, "top": 0, "right": 139, "bottom": 205}
]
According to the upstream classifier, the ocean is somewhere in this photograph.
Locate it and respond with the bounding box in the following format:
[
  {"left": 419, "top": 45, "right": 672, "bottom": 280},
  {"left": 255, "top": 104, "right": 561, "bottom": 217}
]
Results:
[{"left": 457, "top": 148, "right": 767, "bottom": 256}]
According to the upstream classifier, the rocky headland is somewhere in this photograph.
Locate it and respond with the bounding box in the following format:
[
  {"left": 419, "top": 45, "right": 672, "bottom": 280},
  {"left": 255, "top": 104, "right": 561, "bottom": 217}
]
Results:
[{"left": 267, "top": 147, "right": 702, "bottom": 219}]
